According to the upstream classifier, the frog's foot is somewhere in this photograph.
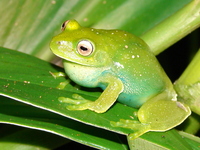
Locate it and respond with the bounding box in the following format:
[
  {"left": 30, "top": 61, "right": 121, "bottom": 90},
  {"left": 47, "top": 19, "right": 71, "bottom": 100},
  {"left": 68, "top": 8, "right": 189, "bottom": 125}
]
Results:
[
  {"left": 50, "top": 71, "right": 71, "bottom": 89},
  {"left": 111, "top": 119, "right": 151, "bottom": 140},
  {"left": 56, "top": 80, "right": 70, "bottom": 89},
  {"left": 50, "top": 71, "right": 66, "bottom": 78},
  {"left": 59, "top": 94, "right": 94, "bottom": 111},
  {"left": 110, "top": 99, "right": 191, "bottom": 140}
]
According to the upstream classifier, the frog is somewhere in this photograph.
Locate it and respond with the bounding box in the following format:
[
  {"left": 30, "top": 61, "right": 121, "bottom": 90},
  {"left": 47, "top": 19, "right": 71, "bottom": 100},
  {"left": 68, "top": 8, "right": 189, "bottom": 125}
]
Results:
[{"left": 50, "top": 20, "right": 191, "bottom": 140}]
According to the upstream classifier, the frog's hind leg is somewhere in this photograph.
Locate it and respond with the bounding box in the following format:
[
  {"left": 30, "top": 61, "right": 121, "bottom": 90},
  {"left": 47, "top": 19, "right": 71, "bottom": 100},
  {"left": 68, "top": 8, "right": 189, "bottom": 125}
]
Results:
[
  {"left": 137, "top": 91, "right": 191, "bottom": 132},
  {"left": 111, "top": 91, "right": 191, "bottom": 140}
]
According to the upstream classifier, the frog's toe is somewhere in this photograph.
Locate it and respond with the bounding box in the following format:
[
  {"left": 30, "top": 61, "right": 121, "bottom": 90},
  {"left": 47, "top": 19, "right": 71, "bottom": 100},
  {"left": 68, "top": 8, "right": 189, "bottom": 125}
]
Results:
[
  {"left": 58, "top": 97, "right": 93, "bottom": 110},
  {"left": 56, "top": 80, "right": 70, "bottom": 89},
  {"left": 128, "top": 128, "right": 150, "bottom": 140},
  {"left": 111, "top": 119, "right": 140, "bottom": 127},
  {"left": 66, "top": 103, "right": 91, "bottom": 110},
  {"left": 111, "top": 119, "right": 150, "bottom": 129},
  {"left": 59, "top": 97, "right": 79, "bottom": 104},
  {"left": 58, "top": 97, "right": 89, "bottom": 104},
  {"left": 110, "top": 119, "right": 151, "bottom": 140}
]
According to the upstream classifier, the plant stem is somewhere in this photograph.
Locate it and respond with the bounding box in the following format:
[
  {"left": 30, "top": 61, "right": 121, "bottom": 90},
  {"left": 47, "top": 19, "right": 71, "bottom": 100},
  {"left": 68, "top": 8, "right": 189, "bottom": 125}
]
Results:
[
  {"left": 141, "top": 0, "right": 200, "bottom": 55},
  {"left": 177, "top": 49, "right": 200, "bottom": 85},
  {"left": 174, "top": 49, "right": 200, "bottom": 115}
]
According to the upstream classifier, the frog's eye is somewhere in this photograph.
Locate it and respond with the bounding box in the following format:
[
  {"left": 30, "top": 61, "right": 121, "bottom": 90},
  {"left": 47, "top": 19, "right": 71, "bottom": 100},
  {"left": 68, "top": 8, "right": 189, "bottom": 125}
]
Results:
[
  {"left": 61, "top": 20, "right": 69, "bottom": 31},
  {"left": 77, "top": 40, "right": 93, "bottom": 56}
]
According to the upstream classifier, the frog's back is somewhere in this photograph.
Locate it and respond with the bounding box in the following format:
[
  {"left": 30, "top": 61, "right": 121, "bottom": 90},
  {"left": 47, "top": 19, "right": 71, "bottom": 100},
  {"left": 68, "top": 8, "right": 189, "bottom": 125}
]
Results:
[
  {"left": 114, "top": 46, "right": 168, "bottom": 108},
  {"left": 96, "top": 30, "right": 171, "bottom": 108}
]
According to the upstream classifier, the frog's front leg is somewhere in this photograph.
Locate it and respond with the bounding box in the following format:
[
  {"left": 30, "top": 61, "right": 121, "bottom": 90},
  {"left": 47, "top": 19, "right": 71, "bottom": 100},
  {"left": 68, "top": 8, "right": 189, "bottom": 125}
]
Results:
[
  {"left": 59, "top": 77, "right": 124, "bottom": 113},
  {"left": 50, "top": 71, "right": 71, "bottom": 89}
]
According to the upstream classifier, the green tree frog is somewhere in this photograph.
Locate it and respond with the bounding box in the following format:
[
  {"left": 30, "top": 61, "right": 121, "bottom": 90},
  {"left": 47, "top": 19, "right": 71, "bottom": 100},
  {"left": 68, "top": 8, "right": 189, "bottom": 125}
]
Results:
[{"left": 50, "top": 20, "right": 191, "bottom": 140}]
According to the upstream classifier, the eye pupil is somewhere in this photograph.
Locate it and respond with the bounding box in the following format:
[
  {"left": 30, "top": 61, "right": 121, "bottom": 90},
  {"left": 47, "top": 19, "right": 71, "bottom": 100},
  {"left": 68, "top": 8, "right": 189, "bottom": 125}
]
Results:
[
  {"left": 77, "top": 40, "right": 93, "bottom": 56},
  {"left": 61, "top": 20, "right": 69, "bottom": 31},
  {"left": 80, "top": 46, "right": 88, "bottom": 51}
]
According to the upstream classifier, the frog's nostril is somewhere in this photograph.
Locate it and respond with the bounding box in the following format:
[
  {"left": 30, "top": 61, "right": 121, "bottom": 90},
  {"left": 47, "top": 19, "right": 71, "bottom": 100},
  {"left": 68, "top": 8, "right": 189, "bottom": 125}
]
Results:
[
  {"left": 57, "top": 41, "right": 67, "bottom": 45},
  {"left": 57, "top": 41, "right": 61, "bottom": 45}
]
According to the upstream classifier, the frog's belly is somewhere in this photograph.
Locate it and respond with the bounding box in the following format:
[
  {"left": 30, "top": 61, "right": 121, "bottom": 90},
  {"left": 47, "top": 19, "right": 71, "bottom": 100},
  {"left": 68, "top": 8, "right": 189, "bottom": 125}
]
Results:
[
  {"left": 117, "top": 76, "right": 165, "bottom": 108},
  {"left": 63, "top": 60, "right": 166, "bottom": 109},
  {"left": 117, "top": 88, "right": 160, "bottom": 108}
]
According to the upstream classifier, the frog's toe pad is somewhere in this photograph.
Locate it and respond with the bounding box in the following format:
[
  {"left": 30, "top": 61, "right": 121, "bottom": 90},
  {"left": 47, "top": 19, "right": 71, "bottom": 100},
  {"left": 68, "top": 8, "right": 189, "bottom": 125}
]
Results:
[
  {"left": 110, "top": 119, "right": 141, "bottom": 128},
  {"left": 56, "top": 80, "right": 70, "bottom": 89},
  {"left": 110, "top": 119, "right": 148, "bottom": 130},
  {"left": 66, "top": 104, "right": 88, "bottom": 110},
  {"left": 58, "top": 97, "right": 93, "bottom": 111}
]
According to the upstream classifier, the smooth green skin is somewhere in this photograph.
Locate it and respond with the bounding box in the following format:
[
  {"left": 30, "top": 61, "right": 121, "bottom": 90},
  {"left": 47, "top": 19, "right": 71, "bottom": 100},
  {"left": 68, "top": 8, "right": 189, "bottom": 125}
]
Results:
[{"left": 50, "top": 20, "right": 191, "bottom": 140}]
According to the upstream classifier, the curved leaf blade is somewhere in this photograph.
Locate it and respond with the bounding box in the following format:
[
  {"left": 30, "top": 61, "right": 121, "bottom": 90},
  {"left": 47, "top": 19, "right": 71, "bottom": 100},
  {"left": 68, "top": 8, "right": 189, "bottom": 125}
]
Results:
[{"left": 0, "top": 47, "right": 199, "bottom": 149}]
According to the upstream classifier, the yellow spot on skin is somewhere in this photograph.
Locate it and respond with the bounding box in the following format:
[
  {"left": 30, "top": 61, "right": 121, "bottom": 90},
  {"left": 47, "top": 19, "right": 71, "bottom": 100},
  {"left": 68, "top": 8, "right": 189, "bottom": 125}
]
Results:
[
  {"left": 114, "top": 62, "right": 124, "bottom": 69},
  {"left": 125, "top": 45, "right": 128, "bottom": 48},
  {"left": 124, "top": 54, "right": 130, "bottom": 59}
]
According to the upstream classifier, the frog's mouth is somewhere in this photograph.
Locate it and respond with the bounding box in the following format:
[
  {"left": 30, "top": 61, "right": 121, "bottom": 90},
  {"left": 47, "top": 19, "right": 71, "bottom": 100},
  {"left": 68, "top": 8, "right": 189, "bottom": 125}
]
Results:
[
  {"left": 52, "top": 47, "right": 110, "bottom": 68},
  {"left": 51, "top": 47, "right": 87, "bottom": 66},
  {"left": 53, "top": 52, "right": 102, "bottom": 68}
]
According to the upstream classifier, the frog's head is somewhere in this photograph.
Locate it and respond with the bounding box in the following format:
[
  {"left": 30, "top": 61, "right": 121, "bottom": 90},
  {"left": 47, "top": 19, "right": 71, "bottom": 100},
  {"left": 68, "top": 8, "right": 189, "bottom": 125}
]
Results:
[{"left": 50, "top": 20, "right": 112, "bottom": 67}]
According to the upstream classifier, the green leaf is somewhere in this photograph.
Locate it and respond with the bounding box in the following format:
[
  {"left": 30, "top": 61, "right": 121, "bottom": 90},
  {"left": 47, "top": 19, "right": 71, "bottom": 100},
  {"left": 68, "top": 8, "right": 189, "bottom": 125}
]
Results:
[
  {"left": 0, "top": 125, "right": 69, "bottom": 150},
  {"left": 179, "top": 131, "right": 200, "bottom": 150},
  {"left": 0, "top": 47, "right": 135, "bottom": 134},
  {"left": 0, "top": 96, "right": 128, "bottom": 150},
  {"left": 1, "top": 47, "right": 200, "bottom": 149},
  {"left": 0, "top": 0, "right": 193, "bottom": 60},
  {"left": 128, "top": 130, "right": 197, "bottom": 150},
  {"left": 0, "top": 47, "right": 129, "bottom": 149},
  {"left": 0, "top": 0, "right": 199, "bottom": 149}
]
